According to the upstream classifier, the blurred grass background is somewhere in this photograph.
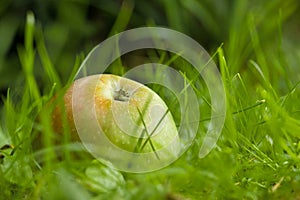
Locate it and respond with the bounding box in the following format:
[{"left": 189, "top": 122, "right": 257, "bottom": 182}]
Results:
[
  {"left": 1, "top": 0, "right": 299, "bottom": 96},
  {"left": 1, "top": 0, "right": 300, "bottom": 199}
]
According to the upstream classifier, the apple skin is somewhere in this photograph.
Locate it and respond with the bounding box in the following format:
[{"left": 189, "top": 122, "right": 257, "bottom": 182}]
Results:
[{"left": 50, "top": 74, "right": 180, "bottom": 155}]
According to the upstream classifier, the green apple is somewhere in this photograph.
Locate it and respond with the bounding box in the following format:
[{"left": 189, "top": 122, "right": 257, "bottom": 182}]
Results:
[{"left": 52, "top": 74, "right": 180, "bottom": 157}]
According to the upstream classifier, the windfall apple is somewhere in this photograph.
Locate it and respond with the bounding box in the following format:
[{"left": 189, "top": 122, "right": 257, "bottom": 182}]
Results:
[{"left": 50, "top": 74, "right": 180, "bottom": 157}]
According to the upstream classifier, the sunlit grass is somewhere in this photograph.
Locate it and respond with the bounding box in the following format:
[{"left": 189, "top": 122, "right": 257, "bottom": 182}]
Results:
[{"left": 1, "top": 1, "right": 300, "bottom": 199}]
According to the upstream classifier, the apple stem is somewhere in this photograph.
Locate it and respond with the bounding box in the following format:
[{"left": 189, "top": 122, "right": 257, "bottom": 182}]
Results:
[{"left": 113, "top": 89, "right": 130, "bottom": 102}]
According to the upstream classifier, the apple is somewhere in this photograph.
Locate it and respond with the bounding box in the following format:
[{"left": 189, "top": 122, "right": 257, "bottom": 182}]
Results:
[{"left": 49, "top": 74, "right": 180, "bottom": 158}]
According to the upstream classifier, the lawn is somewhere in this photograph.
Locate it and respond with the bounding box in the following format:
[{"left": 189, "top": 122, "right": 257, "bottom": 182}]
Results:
[{"left": 0, "top": 1, "right": 300, "bottom": 199}]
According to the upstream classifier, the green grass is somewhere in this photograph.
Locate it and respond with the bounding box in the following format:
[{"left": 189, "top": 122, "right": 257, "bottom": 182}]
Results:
[{"left": 1, "top": 1, "right": 300, "bottom": 199}]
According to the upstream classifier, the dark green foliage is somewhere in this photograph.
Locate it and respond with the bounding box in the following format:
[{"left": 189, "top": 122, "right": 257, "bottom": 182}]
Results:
[{"left": 0, "top": 0, "right": 300, "bottom": 199}]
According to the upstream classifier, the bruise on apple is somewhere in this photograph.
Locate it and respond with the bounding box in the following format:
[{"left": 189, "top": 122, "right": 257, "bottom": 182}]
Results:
[
  {"left": 51, "top": 84, "right": 79, "bottom": 141},
  {"left": 32, "top": 85, "right": 79, "bottom": 151}
]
